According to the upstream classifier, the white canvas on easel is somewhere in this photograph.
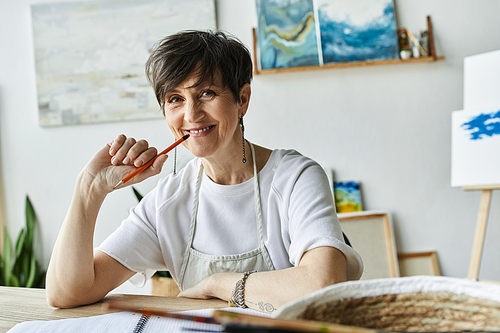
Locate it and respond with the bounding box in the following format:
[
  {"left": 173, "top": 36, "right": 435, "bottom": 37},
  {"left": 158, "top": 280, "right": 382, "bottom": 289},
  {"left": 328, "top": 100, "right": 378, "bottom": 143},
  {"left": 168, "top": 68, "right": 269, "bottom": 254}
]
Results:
[
  {"left": 451, "top": 49, "right": 500, "bottom": 281},
  {"left": 464, "top": 50, "right": 500, "bottom": 110},
  {"left": 452, "top": 50, "right": 500, "bottom": 188}
]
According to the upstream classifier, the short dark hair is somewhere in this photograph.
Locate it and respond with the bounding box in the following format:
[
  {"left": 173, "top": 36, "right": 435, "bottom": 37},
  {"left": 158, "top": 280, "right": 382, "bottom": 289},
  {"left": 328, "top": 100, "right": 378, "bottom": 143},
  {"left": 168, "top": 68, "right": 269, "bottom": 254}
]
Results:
[{"left": 145, "top": 30, "right": 253, "bottom": 112}]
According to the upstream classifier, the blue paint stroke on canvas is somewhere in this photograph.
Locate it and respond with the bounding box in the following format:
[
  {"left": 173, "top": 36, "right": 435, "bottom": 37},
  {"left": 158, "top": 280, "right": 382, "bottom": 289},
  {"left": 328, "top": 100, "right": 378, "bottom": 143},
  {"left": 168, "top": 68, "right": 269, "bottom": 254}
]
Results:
[
  {"left": 461, "top": 109, "right": 500, "bottom": 140},
  {"left": 318, "top": 0, "right": 398, "bottom": 63},
  {"left": 256, "top": 0, "right": 319, "bottom": 69}
]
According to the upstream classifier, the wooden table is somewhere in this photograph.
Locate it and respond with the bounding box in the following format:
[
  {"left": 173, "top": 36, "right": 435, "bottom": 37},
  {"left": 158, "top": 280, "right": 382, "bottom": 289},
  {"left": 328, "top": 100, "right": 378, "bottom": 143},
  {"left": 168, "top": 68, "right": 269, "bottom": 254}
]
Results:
[{"left": 0, "top": 286, "right": 226, "bottom": 333}]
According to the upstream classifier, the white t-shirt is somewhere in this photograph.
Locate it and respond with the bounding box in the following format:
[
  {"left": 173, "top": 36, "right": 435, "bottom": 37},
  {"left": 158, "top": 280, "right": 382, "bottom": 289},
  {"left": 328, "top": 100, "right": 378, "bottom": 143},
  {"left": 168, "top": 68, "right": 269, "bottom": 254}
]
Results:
[{"left": 97, "top": 149, "right": 363, "bottom": 287}]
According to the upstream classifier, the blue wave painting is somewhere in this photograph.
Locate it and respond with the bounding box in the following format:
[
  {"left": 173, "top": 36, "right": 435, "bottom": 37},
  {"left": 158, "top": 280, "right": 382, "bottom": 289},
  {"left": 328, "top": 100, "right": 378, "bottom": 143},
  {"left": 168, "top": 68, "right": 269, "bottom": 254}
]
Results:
[
  {"left": 256, "top": 0, "right": 320, "bottom": 69},
  {"left": 462, "top": 109, "right": 500, "bottom": 140},
  {"left": 318, "top": 0, "right": 399, "bottom": 63}
]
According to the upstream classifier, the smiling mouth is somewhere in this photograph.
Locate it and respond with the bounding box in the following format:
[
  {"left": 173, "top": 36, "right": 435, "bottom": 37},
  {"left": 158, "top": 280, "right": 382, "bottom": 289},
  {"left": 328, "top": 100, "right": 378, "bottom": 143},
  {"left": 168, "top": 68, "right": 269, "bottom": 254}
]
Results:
[{"left": 188, "top": 125, "right": 214, "bottom": 134}]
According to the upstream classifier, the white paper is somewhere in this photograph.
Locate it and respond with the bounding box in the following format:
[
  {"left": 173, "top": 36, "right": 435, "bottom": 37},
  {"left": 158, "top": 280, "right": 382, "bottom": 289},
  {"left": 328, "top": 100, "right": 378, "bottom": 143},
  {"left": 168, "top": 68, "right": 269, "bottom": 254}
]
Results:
[{"left": 7, "top": 307, "right": 269, "bottom": 333}]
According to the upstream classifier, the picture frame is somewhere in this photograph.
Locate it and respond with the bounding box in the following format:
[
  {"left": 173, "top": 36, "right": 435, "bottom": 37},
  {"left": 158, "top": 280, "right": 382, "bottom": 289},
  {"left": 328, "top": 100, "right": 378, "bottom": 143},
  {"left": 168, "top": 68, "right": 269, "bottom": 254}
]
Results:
[
  {"left": 338, "top": 211, "right": 399, "bottom": 280},
  {"left": 397, "top": 251, "right": 441, "bottom": 277}
]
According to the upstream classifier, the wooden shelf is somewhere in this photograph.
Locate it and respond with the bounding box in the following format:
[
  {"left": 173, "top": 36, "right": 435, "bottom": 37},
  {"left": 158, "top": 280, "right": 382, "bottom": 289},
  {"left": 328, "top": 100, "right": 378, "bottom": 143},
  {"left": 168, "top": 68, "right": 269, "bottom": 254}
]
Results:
[
  {"left": 252, "top": 15, "right": 444, "bottom": 75},
  {"left": 254, "top": 56, "right": 445, "bottom": 75}
]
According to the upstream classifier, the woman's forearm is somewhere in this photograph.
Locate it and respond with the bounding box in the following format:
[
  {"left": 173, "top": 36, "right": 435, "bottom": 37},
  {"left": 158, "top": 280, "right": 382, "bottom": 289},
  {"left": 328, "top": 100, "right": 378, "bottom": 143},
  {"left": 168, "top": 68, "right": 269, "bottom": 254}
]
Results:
[
  {"left": 208, "top": 267, "right": 330, "bottom": 313},
  {"left": 46, "top": 139, "right": 165, "bottom": 308},
  {"left": 179, "top": 247, "right": 347, "bottom": 314},
  {"left": 46, "top": 172, "right": 108, "bottom": 308}
]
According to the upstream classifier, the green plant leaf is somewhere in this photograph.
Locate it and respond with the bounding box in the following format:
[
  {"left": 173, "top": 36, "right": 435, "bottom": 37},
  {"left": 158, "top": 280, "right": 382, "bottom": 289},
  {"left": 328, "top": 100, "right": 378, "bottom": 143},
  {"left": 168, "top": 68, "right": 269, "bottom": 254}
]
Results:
[
  {"left": 14, "top": 228, "right": 26, "bottom": 260},
  {"left": 21, "top": 250, "right": 31, "bottom": 287},
  {"left": 2, "top": 227, "right": 13, "bottom": 286},
  {"left": 25, "top": 196, "right": 36, "bottom": 247},
  {"left": 9, "top": 273, "right": 19, "bottom": 287},
  {"left": 26, "top": 255, "right": 37, "bottom": 288},
  {"left": 34, "top": 270, "right": 46, "bottom": 288},
  {"left": 132, "top": 187, "right": 143, "bottom": 202},
  {"left": 154, "top": 270, "right": 172, "bottom": 278},
  {"left": 0, "top": 262, "right": 4, "bottom": 285},
  {"left": 0, "top": 197, "right": 47, "bottom": 288}
]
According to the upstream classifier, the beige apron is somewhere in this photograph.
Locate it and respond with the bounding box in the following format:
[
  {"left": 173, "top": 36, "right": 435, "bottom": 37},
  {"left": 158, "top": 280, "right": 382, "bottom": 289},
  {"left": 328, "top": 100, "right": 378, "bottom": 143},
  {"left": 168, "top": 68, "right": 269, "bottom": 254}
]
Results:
[{"left": 178, "top": 142, "right": 275, "bottom": 291}]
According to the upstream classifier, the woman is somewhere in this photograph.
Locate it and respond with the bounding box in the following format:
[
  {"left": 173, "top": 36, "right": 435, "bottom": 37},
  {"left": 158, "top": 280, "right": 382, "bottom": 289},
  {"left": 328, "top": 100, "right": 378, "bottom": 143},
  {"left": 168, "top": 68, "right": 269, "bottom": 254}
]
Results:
[{"left": 46, "top": 30, "right": 362, "bottom": 312}]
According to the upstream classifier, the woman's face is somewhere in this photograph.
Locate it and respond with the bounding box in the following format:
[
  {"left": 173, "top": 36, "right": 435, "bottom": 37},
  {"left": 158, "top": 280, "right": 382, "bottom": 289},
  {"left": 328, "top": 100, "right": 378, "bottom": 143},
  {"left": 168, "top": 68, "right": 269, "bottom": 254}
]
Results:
[{"left": 164, "top": 72, "right": 250, "bottom": 161}]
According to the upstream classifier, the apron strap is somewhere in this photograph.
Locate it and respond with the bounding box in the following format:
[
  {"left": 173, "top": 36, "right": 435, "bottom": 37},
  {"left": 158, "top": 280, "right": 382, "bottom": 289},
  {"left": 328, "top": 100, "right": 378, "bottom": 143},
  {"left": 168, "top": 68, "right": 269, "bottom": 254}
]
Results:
[
  {"left": 249, "top": 142, "right": 275, "bottom": 271},
  {"left": 178, "top": 161, "right": 204, "bottom": 285}
]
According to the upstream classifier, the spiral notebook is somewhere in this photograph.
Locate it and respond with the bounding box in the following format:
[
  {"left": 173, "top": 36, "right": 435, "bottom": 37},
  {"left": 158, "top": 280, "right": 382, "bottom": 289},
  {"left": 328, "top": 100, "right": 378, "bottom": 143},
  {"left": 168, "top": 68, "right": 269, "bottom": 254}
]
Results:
[{"left": 7, "top": 308, "right": 266, "bottom": 333}]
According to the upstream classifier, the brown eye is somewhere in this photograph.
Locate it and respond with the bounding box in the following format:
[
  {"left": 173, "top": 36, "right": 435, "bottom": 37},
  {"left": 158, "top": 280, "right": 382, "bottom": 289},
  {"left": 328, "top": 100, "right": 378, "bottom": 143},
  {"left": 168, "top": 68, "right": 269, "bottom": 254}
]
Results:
[
  {"left": 167, "top": 96, "right": 182, "bottom": 104},
  {"left": 201, "top": 90, "right": 216, "bottom": 98}
]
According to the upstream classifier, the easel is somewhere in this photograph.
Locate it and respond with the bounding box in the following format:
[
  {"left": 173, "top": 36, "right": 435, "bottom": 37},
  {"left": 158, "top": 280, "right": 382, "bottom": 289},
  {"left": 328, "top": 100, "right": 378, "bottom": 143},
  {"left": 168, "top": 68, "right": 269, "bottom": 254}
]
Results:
[{"left": 464, "top": 184, "right": 500, "bottom": 280}]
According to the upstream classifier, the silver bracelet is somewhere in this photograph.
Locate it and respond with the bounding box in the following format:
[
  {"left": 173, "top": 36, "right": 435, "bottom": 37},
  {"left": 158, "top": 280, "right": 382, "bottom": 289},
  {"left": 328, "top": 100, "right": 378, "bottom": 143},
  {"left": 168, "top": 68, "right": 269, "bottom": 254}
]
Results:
[{"left": 228, "top": 271, "right": 256, "bottom": 308}]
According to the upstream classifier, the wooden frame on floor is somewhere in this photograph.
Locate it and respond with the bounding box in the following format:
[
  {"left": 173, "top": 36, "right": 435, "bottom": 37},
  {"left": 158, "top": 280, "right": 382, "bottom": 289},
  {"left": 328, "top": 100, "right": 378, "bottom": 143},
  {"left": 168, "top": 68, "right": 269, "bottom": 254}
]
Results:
[
  {"left": 397, "top": 251, "right": 441, "bottom": 277},
  {"left": 338, "top": 211, "right": 399, "bottom": 280}
]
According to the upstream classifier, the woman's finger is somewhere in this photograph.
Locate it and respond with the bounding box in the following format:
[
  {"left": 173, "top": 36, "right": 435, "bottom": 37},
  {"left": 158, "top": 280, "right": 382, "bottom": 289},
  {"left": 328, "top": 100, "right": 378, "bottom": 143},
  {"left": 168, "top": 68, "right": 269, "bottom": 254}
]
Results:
[
  {"left": 112, "top": 152, "right": 168, "bottom": 190},
  {"left": 108, "top": 134, "right": 127, "bottom": 156},
  {"left": 132, "top": 146, "right": 157, "bottom": 167},
  {"left": 111, "top": 137, "right": 137, "bottom": 165},
  {"left": 125, "top": 140, "right": 157, "bottom": 167},
  {"left": 135, "top": 153, "right": 168, "bottom": 181}
]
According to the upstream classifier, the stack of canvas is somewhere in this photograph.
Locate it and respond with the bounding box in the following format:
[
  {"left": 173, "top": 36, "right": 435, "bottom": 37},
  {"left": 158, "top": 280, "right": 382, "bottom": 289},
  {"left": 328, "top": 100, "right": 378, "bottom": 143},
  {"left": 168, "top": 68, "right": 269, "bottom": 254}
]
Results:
[{"left": 451, "top": 50, "right": 500, "bottom": 187}]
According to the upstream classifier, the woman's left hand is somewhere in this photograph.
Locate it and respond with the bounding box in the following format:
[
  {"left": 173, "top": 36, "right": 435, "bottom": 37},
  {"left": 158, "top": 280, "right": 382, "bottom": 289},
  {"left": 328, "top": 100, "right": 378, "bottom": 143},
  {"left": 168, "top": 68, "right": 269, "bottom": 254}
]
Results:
[
  {"left": 177, "top": 273, "right": 240, "bottom": 300},
  {"left": 177, "top": 276, "right": 214, "bottom": 300}
]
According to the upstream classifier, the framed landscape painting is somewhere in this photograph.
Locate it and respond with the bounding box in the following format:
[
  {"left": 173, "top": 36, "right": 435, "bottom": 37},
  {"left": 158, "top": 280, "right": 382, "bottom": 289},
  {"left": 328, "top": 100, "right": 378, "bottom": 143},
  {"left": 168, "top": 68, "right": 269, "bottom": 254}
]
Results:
[{"left": 31, "top": 0, "right": 216, "bottom": 127}]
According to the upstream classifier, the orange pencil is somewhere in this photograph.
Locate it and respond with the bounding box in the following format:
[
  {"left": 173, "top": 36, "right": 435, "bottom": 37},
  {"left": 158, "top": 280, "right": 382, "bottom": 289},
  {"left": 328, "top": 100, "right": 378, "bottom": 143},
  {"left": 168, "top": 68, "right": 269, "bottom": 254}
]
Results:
[{"left": 113, "top": 134, "right": 190, "bottom": 189}]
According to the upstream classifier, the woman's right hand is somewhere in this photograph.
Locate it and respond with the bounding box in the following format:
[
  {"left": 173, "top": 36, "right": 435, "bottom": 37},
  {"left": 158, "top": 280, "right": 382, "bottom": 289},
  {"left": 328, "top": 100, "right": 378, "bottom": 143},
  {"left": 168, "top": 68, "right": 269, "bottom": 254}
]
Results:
[
  {"left": 79, "top": 134, "right": 169, "bottom": 196},
  {"left": 47, "top": 134, "right": 168, "bottom": 308}
]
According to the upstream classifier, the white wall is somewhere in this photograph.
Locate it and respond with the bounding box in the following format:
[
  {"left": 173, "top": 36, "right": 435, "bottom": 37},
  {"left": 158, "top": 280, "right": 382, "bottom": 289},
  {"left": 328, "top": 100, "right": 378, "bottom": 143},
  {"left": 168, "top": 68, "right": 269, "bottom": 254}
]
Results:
[{"left": 1, "top": 0, "right": 499, "bottom": 295}]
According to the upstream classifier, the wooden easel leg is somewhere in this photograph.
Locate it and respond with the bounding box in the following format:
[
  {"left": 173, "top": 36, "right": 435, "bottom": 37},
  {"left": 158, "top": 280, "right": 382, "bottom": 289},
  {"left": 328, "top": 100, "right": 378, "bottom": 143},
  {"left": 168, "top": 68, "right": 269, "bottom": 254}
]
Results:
[{"left": 467, "top": 189, "right": 492, "bottom": 280}]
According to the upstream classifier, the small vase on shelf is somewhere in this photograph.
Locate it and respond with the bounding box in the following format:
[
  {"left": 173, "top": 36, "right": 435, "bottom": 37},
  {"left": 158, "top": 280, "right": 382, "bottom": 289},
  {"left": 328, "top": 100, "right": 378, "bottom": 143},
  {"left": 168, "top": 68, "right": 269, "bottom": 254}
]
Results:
[{"left": 400, "top": 50, "right": 411, "bottom": 60}]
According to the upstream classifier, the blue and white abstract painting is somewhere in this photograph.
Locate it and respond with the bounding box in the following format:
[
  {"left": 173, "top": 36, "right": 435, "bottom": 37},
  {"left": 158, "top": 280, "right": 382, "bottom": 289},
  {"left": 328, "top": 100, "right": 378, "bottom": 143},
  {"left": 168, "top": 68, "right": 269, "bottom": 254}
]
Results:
[
  {"left": 256, "top": 0, "right": 320, "bottom": 69},
  {"left": 451, "top": 108, "right": 500, "bottom": 187},
  {"left": 317, "top": 0, "right": 399, "bottom": 63}
]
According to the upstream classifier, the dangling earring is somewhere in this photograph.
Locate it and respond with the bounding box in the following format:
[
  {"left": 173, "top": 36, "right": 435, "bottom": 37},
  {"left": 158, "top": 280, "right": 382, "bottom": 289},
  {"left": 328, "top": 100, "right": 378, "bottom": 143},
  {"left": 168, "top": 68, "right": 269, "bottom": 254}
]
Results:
[
  {"left": 173, "top": 146, "right": 178, "bottom": 175},
  {"left": 240, "top": 117, "right": 247, "bottom": 164}
]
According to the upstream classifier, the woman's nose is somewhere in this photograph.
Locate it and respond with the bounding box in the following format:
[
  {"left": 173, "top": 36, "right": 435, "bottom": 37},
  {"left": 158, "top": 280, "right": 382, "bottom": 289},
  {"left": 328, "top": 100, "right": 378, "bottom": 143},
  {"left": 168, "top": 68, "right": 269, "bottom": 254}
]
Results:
[{"left": 184, "top": 101, "right": 204, "bottom": 123}]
